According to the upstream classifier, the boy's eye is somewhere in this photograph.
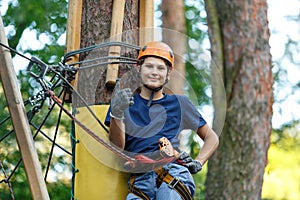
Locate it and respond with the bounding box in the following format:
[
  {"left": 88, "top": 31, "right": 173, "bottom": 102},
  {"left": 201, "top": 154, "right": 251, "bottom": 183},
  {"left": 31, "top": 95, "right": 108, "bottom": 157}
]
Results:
[
  {"left": 144, "top": 64, "right": 154, "bottom": 68},
  {"left": 143, "top": 64, "right": 167, "bottom": 70},
  {"left": 157, "top": 66, "right": 166, "bottom": 70}
]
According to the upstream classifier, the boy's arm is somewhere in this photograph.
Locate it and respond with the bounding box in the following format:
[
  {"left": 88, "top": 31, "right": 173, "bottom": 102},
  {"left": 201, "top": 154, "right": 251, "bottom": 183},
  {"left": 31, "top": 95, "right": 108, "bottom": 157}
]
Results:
[
  {"left": 195, "top": 124, "right": 219, "bottom": 165},
  {"left": 108, "top": 81, "right": 134, "bottom": 149},
  {"left": 109, "top": 117, "right": 126, "bottom": 149}
]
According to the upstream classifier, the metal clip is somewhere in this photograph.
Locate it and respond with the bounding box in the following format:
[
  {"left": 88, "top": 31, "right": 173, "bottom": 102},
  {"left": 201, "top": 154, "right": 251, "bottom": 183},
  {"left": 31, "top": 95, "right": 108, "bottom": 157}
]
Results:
[
  {"left": 27, "top": 56, "right": 49, "bottom": 90},
  {"left": 168, "top": 177, "right": 179, "bottom": 189}
]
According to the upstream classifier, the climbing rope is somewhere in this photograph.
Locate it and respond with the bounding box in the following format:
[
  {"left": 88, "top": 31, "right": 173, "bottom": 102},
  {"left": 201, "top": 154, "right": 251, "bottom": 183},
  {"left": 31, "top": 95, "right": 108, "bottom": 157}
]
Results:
[{"left": 0, "top": 161, "right": 15, "bottom": 200}]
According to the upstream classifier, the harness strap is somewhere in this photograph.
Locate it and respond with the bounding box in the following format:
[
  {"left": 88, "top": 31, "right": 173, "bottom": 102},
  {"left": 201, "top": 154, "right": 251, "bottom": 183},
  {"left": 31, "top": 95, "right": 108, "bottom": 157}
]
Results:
[
  {"left": 155, "top": 168, "right": 193, "bottom": 200},
  {"left": 128, "top": 176, "right": 150, "bottom": 200},
  {"left": 128, "top": 168, "right": 193, "bottom": 200}
]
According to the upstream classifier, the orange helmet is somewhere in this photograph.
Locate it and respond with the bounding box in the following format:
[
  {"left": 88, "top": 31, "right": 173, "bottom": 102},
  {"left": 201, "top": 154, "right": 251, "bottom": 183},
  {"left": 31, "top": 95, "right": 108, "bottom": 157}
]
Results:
[{"left": 137, "top": 41, "right": 174, "bottom": 68}]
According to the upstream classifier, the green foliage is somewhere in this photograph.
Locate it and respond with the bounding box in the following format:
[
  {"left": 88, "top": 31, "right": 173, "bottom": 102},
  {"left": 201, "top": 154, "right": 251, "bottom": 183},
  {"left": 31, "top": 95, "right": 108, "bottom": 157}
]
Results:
[
  {"left": 272, "top": 120, "right": 300, "bottom": 149},
  {"left": 185, "top": 0, "right": 207, "bottom": 42},
  {"left": 193, "top": 167, "right": 207, "bottom": 200},
  {"left": 48, "top": 181, "right": 72, "bottom": 200},
  {"left": 2, "top": 0, "right": 67, "bottom": 64},
  {"left": 0, "top": 71, "right": 72, "bottom": 199},
  {"left": 183, "top": 1, "right": 211, "bottom": 197},
  {"left": 1, "top": 0, "right": 70, "bottom": 199},
  {"left": 262, "top": 121, "right": 300, "bottom": 200},
  {"left": 188, "top": 132, "right": 206, "bottom": 199},
  {"left": 184, "top": 0, "right": 211, "bottom": 106},
  {"left": 156, "top": 0, "right": 211, "bottom": 106},
  {"left": 0, "top": 163, "right": 32, "bottom": 199}
]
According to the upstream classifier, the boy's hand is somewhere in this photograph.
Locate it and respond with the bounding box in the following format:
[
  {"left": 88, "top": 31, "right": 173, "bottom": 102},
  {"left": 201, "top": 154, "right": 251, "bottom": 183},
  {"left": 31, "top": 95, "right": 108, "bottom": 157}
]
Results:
[
  {"left": 111, "top": 81, "right": 134, "bottom": 119},
  {"left": 177, "top": 151, "right": 202, "bottom": 174}
]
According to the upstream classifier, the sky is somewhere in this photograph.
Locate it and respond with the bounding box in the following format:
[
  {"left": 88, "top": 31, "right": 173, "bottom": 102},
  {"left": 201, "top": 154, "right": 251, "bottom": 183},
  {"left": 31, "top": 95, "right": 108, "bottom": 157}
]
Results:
[
  {"left": 267, "top": 0, "right": 300, "bottom": 128},
  {"left": 1, "top": 0, "right": 300, "bottom": 129}
]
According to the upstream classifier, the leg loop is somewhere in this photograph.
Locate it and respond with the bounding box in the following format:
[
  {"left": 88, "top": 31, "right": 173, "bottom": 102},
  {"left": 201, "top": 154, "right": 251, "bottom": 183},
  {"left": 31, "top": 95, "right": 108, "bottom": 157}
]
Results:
[
  {"left": 155, "top": 168, "right": 193, "bottom": 200},
  {"left": 128, "top": 176, "right": 150, "bottom": 200}
]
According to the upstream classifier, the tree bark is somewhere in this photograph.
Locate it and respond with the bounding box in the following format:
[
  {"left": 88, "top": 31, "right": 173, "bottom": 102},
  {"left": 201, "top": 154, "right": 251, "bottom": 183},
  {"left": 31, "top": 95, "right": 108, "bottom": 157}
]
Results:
[
  {"left": 204, "top": 0, "right": 273, "bottom": 199},
  {"left": 74, "top": 0, "right": 139, "bottom": 107},
  {"left": 161, "top": 0, "right": 186, "bottom": 95}
]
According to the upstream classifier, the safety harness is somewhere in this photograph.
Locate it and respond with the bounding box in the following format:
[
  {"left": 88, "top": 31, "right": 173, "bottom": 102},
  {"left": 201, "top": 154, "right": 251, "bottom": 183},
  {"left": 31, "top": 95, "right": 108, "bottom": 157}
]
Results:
[
  {"left": 127, "top": 137, "right": 193, "bottom": 200},
  {"left": 128, "top": 167, "right": 193, "bottom": 200}
]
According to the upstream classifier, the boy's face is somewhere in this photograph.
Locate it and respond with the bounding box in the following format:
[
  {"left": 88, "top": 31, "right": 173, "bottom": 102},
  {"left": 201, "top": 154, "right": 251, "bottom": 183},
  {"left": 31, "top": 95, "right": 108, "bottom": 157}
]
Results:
[{"left": 140, "top": 57, "right": 171, "bottom": 90}]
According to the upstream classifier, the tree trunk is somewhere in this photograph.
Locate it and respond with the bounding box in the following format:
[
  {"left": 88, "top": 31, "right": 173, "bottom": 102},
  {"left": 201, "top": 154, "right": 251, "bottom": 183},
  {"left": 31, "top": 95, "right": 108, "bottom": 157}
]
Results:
[
  {"left": 204, "top": 0, "right": 273, "bottom": 199},
  {"left": 161, "top": 0, "right": 186, "bottom": 95},
  {"left": 75, "top": 0, "right": 139, "bottom": 106}
]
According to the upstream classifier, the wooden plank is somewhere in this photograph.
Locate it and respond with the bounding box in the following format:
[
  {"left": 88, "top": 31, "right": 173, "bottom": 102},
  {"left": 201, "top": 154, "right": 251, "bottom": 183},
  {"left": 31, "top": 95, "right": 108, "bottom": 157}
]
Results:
[
  {"left": 139, "top": 0, "right": 154, "bottom": 46},
  {"left": 64, "top": 0, "right": 83, "bottom": 102},
  {"left": 105, "top": 0, "right": 126, "bottom": 88},
  {"left": 0, "top": 16, "right": 50, "bottom": 200}
]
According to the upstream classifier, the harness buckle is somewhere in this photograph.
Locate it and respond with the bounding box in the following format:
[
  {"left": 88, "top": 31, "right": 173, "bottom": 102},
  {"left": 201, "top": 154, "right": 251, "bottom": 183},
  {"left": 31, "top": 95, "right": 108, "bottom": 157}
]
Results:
[{"left": 168, "top": 177, "right": 180, "bottom": 189}]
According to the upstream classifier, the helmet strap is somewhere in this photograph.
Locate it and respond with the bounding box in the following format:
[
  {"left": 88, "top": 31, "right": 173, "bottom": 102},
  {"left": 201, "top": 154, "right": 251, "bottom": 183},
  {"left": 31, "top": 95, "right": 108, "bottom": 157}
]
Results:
[
  {"left": 143, "top": 83, "right": 164, "bottom": 92},
  {"left": 147, "top": 91, "right": 155, "bottom": 107},
  {"left": 144, "top": 78, "right": 168, "bottom": 107}
]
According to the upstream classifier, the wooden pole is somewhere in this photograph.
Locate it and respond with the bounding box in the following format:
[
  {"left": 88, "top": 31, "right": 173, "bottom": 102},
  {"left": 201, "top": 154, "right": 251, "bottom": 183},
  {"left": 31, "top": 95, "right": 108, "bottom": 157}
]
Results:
[
  {"left": 0, "top": 16, "right": 50, "bottom": 200},
  {"left": 105, "top": 0, "right": 126, "bottom": 88},
  {"left": 64, "top": 0, "right": 83, "bottom": 102},
  {"left": 139, "top": 0, "right": 154, "bottom": 46}
]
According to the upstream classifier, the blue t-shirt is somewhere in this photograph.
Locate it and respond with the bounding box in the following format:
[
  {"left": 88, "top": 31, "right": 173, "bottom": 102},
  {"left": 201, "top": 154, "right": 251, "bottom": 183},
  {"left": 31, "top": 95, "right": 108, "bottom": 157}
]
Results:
[{"left": 106, "top": 93, "right": 206, "bottom": 156}]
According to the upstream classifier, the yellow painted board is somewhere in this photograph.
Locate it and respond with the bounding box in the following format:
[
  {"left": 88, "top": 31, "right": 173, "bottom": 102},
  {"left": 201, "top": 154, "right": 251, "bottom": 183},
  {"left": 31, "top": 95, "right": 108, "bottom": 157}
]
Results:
[{"left": 74, "top": 105, "right": 129, "bottom": 199}]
